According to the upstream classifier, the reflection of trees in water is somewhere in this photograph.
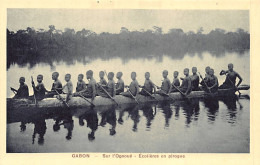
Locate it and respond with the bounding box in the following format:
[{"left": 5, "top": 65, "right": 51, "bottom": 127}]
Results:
[{"left": 7, "top": 27, "right": 249, "bottom": 69}]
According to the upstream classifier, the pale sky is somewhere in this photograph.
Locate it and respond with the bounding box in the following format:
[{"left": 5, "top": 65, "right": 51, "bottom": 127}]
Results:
[{"left": 7, "top": 9, "right": 249, "bottom": 34}]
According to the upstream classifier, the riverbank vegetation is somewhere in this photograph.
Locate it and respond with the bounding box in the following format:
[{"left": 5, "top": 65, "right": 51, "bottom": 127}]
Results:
[{"left": 7, "top": 26, "right": 250, "bottom": 69}]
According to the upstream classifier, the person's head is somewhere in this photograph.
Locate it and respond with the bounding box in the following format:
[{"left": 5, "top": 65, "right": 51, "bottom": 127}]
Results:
[
  {"left": 108, "top": 72, "right": 114, "bottom": 80},
  {"left": 88, "top": 132, "right": 95, "bottom": 141},
  {"left": 52, "top": 72, "right": 59, "bottom": 80},
  {"left": 145, "top": 72, "right": 150, "bottom": 80},
  {"left": 20, "top": 122, "right": 26, "bottom": 132},
  {"left": 37, "top": 75, "right": 43, "bottom": 83},
  {"left": 205, "top": 66, "right": 210, "bottom": 74},
  {"left": 192, "top": 67, "right": 197, "bottom": 74},
  {"left": 86, "top": 70, "right": 93, "bottom": 79},
  {"left": 209, "top": 69, "right": 214, "bottom": 76},
  {"left": 19, "top": 77, "right": 25, "bottom": 84},
  {"left": 174, "top": 71, "right": 179, "bottom": 78},
  {"left": 131, "top": 72, "right": 137, "bottom": 80},
  {"left": 99, "top": 71, "right": 105, "bottom": 79},
  {"left": 228, "top": 63, "right": 234, "bottom": 71},
  {"left": 53, "top": 123, "right": 60, "bottom": 132},
  {"left": 116, "top": 72, "right": 123, "bottom": 79},
  {"left": 184, "top": 68, "right": 189, "bottom": 76},
  {"left": 78, "top": 74, "right": 84, "bottom": 81},
  {"left": 65, "top": 74, "right": 71, "bottom": 82},
  {"left": 109, "top": 128, "right": 116, "bottom": 136},
  {"left": 162, "top": 70, "right": 168, "bottom": 78}
]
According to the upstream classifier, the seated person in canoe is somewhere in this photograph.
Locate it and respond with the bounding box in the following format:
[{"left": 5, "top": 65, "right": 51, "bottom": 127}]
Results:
[
  {"left": 97, "top": 72, "right": 116, "bottom": 98},
  {"left": 200, "top": 66, "right": 211, "bottom": 88},
  {"left": 31, "top": 74, "right": 47, "bottom": 101},
  {"left": 156, "top": 70, "right": 171, "bottom": 96},
  {"left": 115, "top": 72, "right": 124, "bottom": 95},
  {"left": 121, "top": 72, "right": 139, "bottom": 97},
  {"left": 11, "top": 77, "right": 29, "bottom": 99},
  {"left": 139, "top": 72, "right": 156, "bottom": 96},
  {"left": 170, "top": 71, "right": 180, "bottom": 92},
  {"left": 62, "top": 74, "right": 73, "bottom": 102},
  {"left": 190, "top": 67, "right": 200, "bottom": 91},
  {"left": 207, "top": 69, "right": 219, "bottom": 93},
  {"left": 45, "top": 72, "right": 63, "bottom": 97},
  {"left": 74, "top": 70, "right": 96, "bottom": 101},
  {"left": 97, "top": 71, "right": 108, "bottom": 96},
  {"left": 219, "top": 63, "right": 243, "bottom": 89},
  {"left": 172, "top": 68, "right": 191, "bottom": 95},
  {"left": 75, "top": 74, "right": 87, "bottom": 93}
]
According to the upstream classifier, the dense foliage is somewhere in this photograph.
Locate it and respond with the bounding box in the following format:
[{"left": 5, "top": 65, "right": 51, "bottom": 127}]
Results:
[{"left": 7, "top": 26, "right": 250, "bottom": 69}]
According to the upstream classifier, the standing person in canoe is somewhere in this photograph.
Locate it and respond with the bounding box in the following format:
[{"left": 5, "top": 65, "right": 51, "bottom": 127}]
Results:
[
  {"left": 178, "top": 68, "right": 192, "bottom": 95},
  {"left": 156, "top": 70, "right": 171, "bottom": 96},
  {"left": 219, "top": 63, "right": 243, "bottom": 89},
  {"left": 75, "top": 74, "right": 87, "bottom": 93},
  {"left": 170, "top": 71, "right": 180, "bottom": 92},
  {"left": 207, "top": 69, "right": 219, "bottom": 93},
  {"left": 31, "top": 74, "right": 46, "bottom": 101},
  {"left": 97, "top": 71, "right": 107, "bottom": 96},
  {"left": 115, "top": 72, "right": 124, "bottom": 95},
  {"left": 190, "top": 67, "right": 200, "bottom": 91},
  {"left": 76, "top": 70, "right": 97, "bottom": 101},
  {"left": 62, "top": 74, "right": 73, "bottom": 102},
  {"left": 120, "top": 72, "right": 139, "bottom": 97},
  {"left": 139, "top": 72, "right": 156, "bottom": 97},
  {"left": 97, "top": 72, "right": 116, "bottom": 98},
  {"left": 11, "top": 77, "right": 29, "bottom": 99},
  {"left": 45, "top": 72, "right": 63, "bottom": 98}
]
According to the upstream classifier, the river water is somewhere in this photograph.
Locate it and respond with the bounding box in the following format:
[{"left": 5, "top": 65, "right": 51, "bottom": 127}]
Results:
[{"left": 6, "top": 51, "right": 250, "bottom": 153}]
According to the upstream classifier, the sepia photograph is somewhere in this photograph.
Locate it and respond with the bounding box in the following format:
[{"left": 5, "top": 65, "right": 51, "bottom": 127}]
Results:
[{"left": 6, "top": 9, "right": 250, "bottom": 153}]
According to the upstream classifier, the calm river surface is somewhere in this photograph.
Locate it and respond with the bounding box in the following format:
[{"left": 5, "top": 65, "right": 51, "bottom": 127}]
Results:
[{"left": 7, "top": 51, "right": 250, "bottom": 153}]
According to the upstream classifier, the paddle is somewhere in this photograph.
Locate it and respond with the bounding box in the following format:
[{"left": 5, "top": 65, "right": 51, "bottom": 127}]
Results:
[
  {"left": 31, "top": 76, "right": 37, "bottom": 105},
  {"left": 138, "top": 85, "right": 158, "bottom": 101},
  {"left": 198, "top": 72, "right": 212, "bottom": 93},
  {"left": 54, "top": 89, "right": 70, "bottom": 108},
  {"left": 10, "top": 87, "right": 17, "bottom": 94},
  {"left": 125, "top": 86, "right": 139, "bottom": 104},
  {"left": 171, "top": 83, "right": 191, "bottom": 102},
  {"left": 153, "top": 84, "right": 175, "bottom": 101},
  {"left": 98, "top": 83, "right": 119, "bottom": 106},
  {"left": 77, "top": 93, "right": 95, "bottom": 107},
  {"left": 222, "top": 73, "right": 242, "bottom": 97}
]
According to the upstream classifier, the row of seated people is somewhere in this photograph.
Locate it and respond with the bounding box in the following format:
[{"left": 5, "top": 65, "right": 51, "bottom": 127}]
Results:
[{"left": 11, "top": 63, "right": 242, "bottom": 102}]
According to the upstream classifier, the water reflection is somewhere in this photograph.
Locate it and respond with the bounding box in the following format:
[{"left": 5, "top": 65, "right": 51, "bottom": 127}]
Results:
[
  {"left": 78, "top": 108, "right": 98, "bottom": 141},
  {"left": 32, "top": 114, "right": 47, "bottom": 145},
  {"left": 7, "top": 97, "right": 249, "bottom": 152},
  {"left": 203, "top": 98, "right": 219, "bottom": 123},
  {"left": 99, "top": 105, "right": 117, "bottom": 136},
  {"left": 179, "top": 99, "right": 200, "bottom": 127},
  {"left": 220, "top": 95, "right": 240, "bottom": 125},
  {"left": 159, "top": 101, "right": 173, "bottom": 128},
  {"left": 140, "top": 104, "right": 156, "bottom": 130},
  {"left": 53, "top": 109, "right": 74, "bottom": 140}
]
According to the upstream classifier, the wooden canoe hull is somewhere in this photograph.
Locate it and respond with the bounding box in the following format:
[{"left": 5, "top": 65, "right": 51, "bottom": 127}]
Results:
[{"left": 7, "top": 85, "right": 249, "bottom": 110}]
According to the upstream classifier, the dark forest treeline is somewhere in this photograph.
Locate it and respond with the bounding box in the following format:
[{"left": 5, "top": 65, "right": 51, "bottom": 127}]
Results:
[{"left": 7, "top": 26, "right": 250, "bottom": 69}]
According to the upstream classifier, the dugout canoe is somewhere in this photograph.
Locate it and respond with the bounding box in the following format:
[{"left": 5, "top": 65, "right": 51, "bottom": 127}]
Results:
[{"left": 7, "top": 85, "right": 250, "bottom": 110}]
